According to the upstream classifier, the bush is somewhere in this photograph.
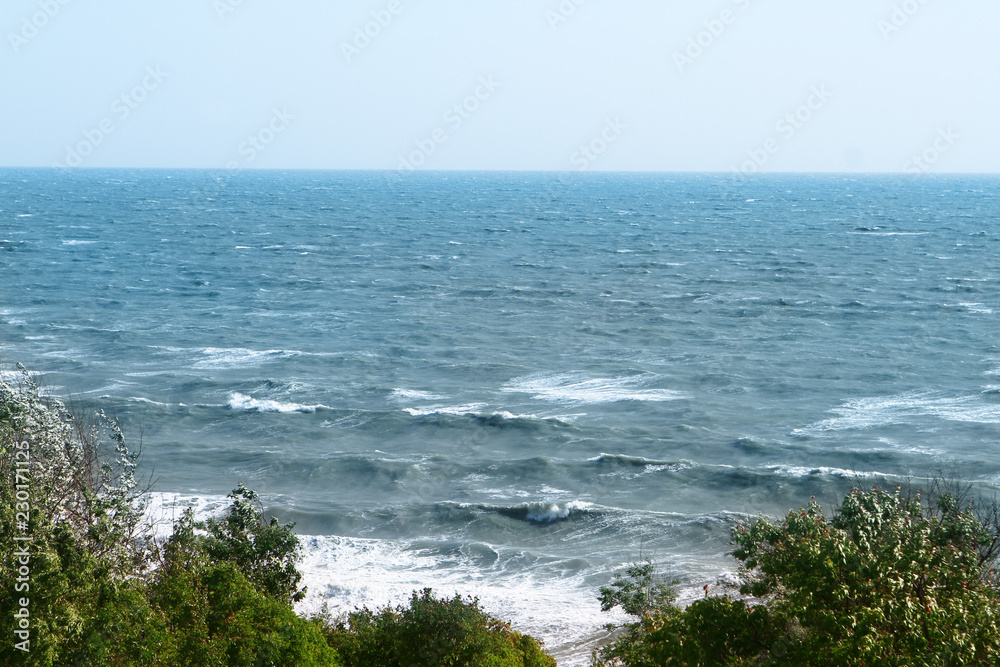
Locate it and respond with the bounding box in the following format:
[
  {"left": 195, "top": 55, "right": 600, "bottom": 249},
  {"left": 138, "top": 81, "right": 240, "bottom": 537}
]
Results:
[
  {"left": 596, "top": 485, "right": 1000, "bottom": 666},
  {"left": 323, "top": 588, "right": 556, "bottom": 667},
  {"left": 0, "top": 367, "right": 341, "bottom": 666},
  {"left": 2, "top": 366, "right": 555, "bottom": 666},
  {"left": 201, "top": 484, "right": 306, "bottom": 605}
]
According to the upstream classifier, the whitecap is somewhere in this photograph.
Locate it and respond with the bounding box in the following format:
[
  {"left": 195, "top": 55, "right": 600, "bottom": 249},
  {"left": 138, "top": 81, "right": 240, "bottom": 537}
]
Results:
[
  {"left": 847, "top": 231, "right": 931, "bottom": 236},
  {"left": 502, "top": 372, "right": 685, "bottom": 404},
  {"left": 227, "top": 392, "right": 329, "bottom": 413},
  {"left": 766, "top": 464, "right": 864, "bottom": 479},
  {"left": 190, "top": 347, "right": 303, "bottom": 368},
  {"left": 123, "top": 396, "right": 174, "bottom": 407},
  {"left": 404, "top": 403, "right": 488, "bottom": 417},
  {"left": 143, "top": 492, "right": 233, "bottom": 538},
  {"left": 391, "top": 388, "right": 445, "bottom": 401},
  {"left": 293, "top": 534, "right": 627, "bottom": 667},
  {"left": 796, "top": 390, "right": 1000, "bottom": 433},
  {"left": 957, "top": 302, "right": 993, "bottom": 314},
  {"left": 524, "top": 500, "right": 594, "bottom": 522}
]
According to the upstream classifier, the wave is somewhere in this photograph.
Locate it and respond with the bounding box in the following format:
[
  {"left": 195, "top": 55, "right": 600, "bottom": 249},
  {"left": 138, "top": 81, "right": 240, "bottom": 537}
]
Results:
[
  {"left": 588, "top": 453, "right": 687, "bottom": 476},
  {"left": 455, "top": 500, "right": 601, "bottom": 524},
  {"left": 402, "top": 404, "right": 575, "bottom": 430},
  {"left": 522, "top": 500, "right": 594, "bottom": 522},
  {"left": 404, "top": 403, "right": 488, "bottom": 417},
  {"left": 796, "top": 390, "right": 1000, "bottom": 433},
  {"left": 227, "top": 392, "right": 330, "bottom": 413},
  {"left": 502, "top": 372, "right": 685, "bottom": 404},
  {"left": 121, "top": 396, "right": 176, "bottom": 407},
  {"left": 764, "top": 464, "right": 863, "bottom": 479},
  {"left": 391, "top": 388, "right": 445, "bottom": 401},
  {"left": 143, "top": 492, "right": 233, "bottom": 537},
  {"left": 955, "top": 302, "right": 994, "bottom": 314},
  {"left": 588, "top": 453, "right": 674, "bottom": 467},
  {"left": 152, "top": 346, "right": 317, "bottom": 369},
  {"left": 193, "top": 347, "right": 304, "bottom": 368},
  {"left": 847, "top": 231, "right": 931, "bottom": 236},
  {"left": 292, "top": 533, "right": 627, "bottom": 667}
]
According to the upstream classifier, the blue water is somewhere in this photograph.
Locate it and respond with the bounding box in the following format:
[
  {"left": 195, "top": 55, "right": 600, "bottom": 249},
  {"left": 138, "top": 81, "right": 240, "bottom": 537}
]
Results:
[{"left": 2, "top": 169, "right": 999, "bottom": 662}]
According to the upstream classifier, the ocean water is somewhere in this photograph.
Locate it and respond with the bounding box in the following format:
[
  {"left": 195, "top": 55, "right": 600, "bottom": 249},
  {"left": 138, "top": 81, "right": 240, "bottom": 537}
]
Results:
[{"left": 2, "top": 169, "right": 999, "bottom": 663}]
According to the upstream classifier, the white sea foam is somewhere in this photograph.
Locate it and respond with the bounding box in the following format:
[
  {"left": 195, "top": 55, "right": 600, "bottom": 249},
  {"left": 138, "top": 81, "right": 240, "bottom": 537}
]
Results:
[
  {"left": 293, "top": 534, "right": 626, "bottom": 667},
  {"left": 956, "top": 302, "right": 994, "bottom": 314},
  {"left": 767, "top": 464, "right": 866, "bottom": 479},
  {"left": 402, "top": 403, "right": 567, "bottom": 423},
  {"left": 123, "top": 396, "right": 174, "bottom": 407},
  {"left": 390, "top": 388, "right": 445, "bottom": 401},
  {"left": 847, "top": 231, "right": 931, "bottom": 236},
  {"left": 503, "top": 372, "right": 685, "bottom": 404},
  {"left": 61, "top": 239, "right": 96, "bottom": 245},
  {"left": 797, "top": 391, "right": 1000, "bottom": 433},
  {"left": 142, "top": 492, "right": 232, "bottom": 538},
  {"left": 227, "top": 392, "right": 329, "bottom": 413},
  {"left": 403, "top": 403, "right": 488, "bottom": 417},
  {"left": 524, "top": 500, "right": 594, "bottom": 522},
  {"left": 152, "top": 346, "right": 307, "bottom": 369}
]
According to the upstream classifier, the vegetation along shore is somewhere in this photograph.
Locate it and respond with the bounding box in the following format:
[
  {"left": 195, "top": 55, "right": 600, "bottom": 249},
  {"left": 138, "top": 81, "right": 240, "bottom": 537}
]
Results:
[{"left": 4, "top": 366, "right": 1000, "bottom": 666}]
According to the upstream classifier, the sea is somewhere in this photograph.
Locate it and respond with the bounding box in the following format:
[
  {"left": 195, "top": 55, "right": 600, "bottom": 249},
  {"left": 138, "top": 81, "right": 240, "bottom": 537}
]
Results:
[{"left": 2, "top": 169, "right": 999, "bottom": 664}]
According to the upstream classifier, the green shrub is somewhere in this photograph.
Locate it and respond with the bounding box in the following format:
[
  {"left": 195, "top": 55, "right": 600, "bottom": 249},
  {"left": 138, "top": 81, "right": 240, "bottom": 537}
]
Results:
[
  {"left": 0, "top": 367, "right": 341, "bottom": 666},
  {"left": 201, "top": 483, "right": 306, "bottom": 605},
  {"left": 3, "top": 366, "right": 559, "bottom": 666},
  {"left": 596, "top": 485, "right": 1000, "bottom": 666},
  {"left": 323, "top": 588, "right": 556, "bottom": 667}
]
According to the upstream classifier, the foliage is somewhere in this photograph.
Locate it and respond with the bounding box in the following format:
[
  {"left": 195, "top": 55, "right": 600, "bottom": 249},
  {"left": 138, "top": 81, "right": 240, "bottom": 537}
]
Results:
[
  {"left": 595, "top": 485, "right": 1000, "bottom": 666},
  {"left": 599, "top": 561, "right": 677, "bottom": 618},
  {"left": 322, "top": 588, "right": 556, "bottom": 667},
  {"left": 201, "top": 483, "right": 306, "bottom": 605},
  {"left": 593, "top": 561, "right": 680, "bottom": 666},
  {"left": 0, "top": 367, "right": 341, "bottom": 666},
  {"left": 2, "top": 365, "right": 554, "bottom": 666},
  {"left": 0, "top": 364, "right": 148, "bottom": 571}
]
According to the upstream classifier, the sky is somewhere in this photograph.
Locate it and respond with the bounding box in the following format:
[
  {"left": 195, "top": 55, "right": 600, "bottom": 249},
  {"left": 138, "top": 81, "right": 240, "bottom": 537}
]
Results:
[{"left": 1, "top": 0, "right": 997, "bottom": 173}]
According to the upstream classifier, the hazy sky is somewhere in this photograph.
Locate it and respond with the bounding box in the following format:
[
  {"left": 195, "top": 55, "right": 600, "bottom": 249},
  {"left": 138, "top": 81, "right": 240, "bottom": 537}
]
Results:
[{"left": 2, "top": 0, "right": 997, "bottom": 173}]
